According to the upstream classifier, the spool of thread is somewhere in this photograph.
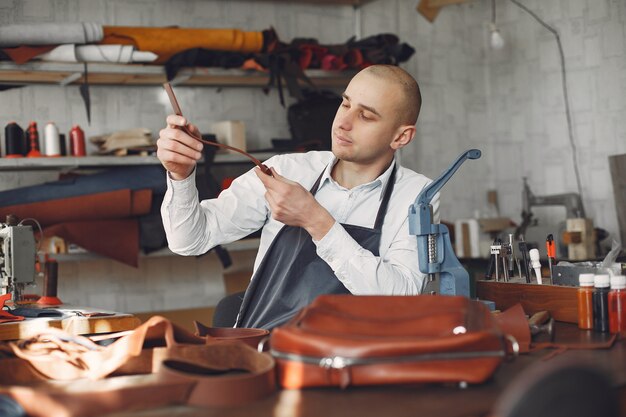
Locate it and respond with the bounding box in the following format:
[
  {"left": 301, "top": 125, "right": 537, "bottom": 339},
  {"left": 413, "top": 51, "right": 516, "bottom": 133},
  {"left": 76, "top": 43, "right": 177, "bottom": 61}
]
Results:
[
  {"left": 37, "top": 259, "right": 63, "bottom": 306},
  {"left": 59, "top": 133, "right": 67, "bottom": 156},
  {"left": 4, "top": 122, "right": 25, "bottom": 158},
  {"left": 69, "top": 124, "right": 86, "bottom": 156},
  {"left": 44, "top": 122, "right": 62, "bottom": 157},
  {"left": 26, "top": 121, "right": 42, "bottom": 158}
]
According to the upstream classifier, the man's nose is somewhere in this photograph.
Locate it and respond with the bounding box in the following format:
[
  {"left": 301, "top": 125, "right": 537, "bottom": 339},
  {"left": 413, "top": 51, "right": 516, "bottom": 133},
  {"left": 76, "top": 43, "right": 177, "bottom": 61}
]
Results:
[{"left": 336, "top": 108, "right": 354, "bottom": 131}]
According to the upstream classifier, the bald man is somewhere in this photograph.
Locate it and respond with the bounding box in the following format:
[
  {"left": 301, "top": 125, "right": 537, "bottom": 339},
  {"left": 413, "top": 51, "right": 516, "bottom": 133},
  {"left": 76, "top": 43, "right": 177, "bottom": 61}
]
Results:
[{"left": 157, "top": 65, "right": 439, "bottom": 330}]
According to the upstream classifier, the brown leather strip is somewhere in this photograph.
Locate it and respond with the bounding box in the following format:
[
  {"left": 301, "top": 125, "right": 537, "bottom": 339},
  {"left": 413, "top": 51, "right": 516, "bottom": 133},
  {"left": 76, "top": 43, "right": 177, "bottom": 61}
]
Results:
[
  {"left": 163, "top": 82, "right": 272, "bottom": 175},
  {"left": 193, "top": 320, "right": 269, "bottom": 349},
  {"left": 157, "top": 341, "right": 276, "bottom": 407}
]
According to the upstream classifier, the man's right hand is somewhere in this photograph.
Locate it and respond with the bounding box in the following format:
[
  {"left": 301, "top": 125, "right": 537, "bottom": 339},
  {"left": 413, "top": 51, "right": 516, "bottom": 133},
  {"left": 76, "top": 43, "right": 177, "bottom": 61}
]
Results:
[{"left": 157, "top": 115, "right": 204, "bottom": 180}]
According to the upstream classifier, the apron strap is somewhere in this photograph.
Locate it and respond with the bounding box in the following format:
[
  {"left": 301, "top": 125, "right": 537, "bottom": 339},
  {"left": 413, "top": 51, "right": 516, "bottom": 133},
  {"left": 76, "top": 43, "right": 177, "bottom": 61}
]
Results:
[{"left": 373, "top": 163, "right": 397, "bottom": 230}]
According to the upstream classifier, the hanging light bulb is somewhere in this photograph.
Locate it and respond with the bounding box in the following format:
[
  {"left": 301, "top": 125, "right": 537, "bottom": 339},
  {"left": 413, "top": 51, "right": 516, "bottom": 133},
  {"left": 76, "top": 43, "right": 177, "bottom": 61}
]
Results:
[
  {"left": 489, "top": 22, "right": 505, "bottom": 49},
  {"left": 489, "top": 0, "right": 505, "bottom": 50}
]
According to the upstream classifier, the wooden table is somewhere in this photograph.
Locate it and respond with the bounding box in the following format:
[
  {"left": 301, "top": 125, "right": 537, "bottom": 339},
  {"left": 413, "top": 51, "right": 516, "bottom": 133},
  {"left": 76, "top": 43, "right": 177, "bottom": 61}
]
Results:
[{"left": 0, "top": 305, "right": 141, "bottom": 340}]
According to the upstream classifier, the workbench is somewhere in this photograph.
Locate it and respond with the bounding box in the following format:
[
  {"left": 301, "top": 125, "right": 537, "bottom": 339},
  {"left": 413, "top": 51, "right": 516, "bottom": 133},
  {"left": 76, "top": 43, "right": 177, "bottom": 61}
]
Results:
[
  {"left": 1, "top": 303, "right": 624, "bottom": 417},
  {"left": 98, "top": 322, "right": 625, "bottom": 417},
  {"left": 0, "top": 306, "right": 141, "bottom": 341}
]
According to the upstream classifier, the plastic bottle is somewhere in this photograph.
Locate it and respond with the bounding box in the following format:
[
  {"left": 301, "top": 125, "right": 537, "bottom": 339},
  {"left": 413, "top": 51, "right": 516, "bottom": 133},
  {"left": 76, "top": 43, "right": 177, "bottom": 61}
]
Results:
[
  {"left": 593, "top": 274, "right": 610, "bottom": 333},
  {"left": 608, "top": 275, "right": 626, "bottom": 334},
  {"left": 577, "top": 273, "right": 594, "bottom": 330}
]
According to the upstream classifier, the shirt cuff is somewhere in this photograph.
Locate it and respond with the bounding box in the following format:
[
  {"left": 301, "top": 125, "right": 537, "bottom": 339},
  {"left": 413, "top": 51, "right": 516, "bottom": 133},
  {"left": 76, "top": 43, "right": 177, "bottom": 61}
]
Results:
[
  {"left": 313, "top": 221, "right": 362, "bottom": 272},
  {"left": 165, "top": 168, "right": 198, "bottom": 207}
]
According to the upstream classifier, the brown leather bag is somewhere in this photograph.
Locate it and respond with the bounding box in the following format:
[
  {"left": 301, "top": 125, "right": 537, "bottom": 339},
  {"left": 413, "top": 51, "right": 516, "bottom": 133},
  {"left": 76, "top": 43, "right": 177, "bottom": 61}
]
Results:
[{"left": 269, "top": 295, "right": 516, "bottom": 389}]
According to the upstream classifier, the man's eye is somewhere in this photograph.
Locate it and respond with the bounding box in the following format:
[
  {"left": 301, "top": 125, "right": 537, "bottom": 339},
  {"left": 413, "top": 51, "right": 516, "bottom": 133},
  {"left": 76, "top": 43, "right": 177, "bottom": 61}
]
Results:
[
  {"left": 341, "top": 102, "right": 349, "bottom": 108},
  {"left": 360, "top": 112, "right": 372, "bottom": 120}
]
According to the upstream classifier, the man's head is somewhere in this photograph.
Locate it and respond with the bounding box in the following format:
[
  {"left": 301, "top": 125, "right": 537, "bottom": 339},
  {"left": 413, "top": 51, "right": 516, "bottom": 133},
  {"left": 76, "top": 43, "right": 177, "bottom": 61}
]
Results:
[{"left": 331, "top": 65, "right": 422, "bottom": 169}]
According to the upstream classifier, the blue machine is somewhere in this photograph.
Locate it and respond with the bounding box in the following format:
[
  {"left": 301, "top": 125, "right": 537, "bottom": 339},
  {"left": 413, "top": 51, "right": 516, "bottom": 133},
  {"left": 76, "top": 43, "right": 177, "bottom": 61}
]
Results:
[{"left": 408, "top": 149, "right": 482, "bottom": 297}]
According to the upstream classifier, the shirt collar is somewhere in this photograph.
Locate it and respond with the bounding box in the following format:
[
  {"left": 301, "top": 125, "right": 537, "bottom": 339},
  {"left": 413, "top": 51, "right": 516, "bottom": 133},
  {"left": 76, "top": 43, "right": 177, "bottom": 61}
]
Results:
[{"left": 318, "top": 155, "right": 397, "bottom": 200}]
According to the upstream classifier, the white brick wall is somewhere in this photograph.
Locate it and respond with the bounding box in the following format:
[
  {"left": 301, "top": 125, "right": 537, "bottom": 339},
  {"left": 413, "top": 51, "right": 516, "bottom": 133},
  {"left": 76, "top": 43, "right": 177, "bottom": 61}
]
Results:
[
  {"left": 370, "top": 0, "right": 625, "bottom": 247},
  {"left": 0, "top": 0, "right": 624, "bottom": 314}
]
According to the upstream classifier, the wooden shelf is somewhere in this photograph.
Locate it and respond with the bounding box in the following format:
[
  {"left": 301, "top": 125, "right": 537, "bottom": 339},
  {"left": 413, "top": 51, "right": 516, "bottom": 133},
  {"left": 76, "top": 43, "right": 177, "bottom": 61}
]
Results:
[
  {"left": 0, "top": 152, "right": 277, "bottom": 171},
  {"left": 0, "top": 62, "right": 353, "bottom": 88},
  {"left": 246, "top": 0, "right": 375, "bottom": 4}
]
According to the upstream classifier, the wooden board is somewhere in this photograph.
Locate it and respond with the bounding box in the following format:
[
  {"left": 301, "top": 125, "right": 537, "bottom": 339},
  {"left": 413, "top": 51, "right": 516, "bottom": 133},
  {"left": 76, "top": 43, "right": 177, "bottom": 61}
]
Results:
[
  {"left": 476, "top": 280, "right": 578, "bottom": 323},
  {"left": 0, "top": 309, "right": 141, "bottom": 341}
]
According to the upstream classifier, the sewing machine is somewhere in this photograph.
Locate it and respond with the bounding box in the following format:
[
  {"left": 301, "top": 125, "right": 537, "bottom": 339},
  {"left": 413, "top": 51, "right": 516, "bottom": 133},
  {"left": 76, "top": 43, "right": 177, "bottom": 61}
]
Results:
[
  {"left": 0, "top": 222, "right": 38, "bottom": 303},
  {"left": 409, "top": 149, "right": 482, "bottom": 297},
  {"left": 516, "top": 177, "right": 595, "bottom": 260}
]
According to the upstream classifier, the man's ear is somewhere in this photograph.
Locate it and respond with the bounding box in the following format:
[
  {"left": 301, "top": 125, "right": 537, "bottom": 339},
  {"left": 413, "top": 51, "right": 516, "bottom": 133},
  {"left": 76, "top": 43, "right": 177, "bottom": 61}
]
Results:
[{"left": 391, "top": 125, "right": 416, "bottom": 150}]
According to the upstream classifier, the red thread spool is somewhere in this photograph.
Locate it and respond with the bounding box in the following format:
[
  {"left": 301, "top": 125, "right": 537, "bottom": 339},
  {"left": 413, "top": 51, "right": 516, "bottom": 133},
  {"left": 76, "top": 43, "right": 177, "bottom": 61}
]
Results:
[
  {"left": 69, "top": 124, "right": 86, "bottom": 156},
  {"left": 26, "top": 121, "right": 42, "bottom": 158}
]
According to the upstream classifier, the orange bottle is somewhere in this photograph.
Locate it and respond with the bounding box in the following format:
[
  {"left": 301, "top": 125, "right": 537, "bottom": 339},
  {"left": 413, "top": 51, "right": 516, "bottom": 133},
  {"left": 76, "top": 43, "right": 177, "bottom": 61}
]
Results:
[
  {"left": 608, "top": 275, "right": 626, "bottom": 334},
  {"left": 577, "top": 273, "right": 594, "bottom": 330}
]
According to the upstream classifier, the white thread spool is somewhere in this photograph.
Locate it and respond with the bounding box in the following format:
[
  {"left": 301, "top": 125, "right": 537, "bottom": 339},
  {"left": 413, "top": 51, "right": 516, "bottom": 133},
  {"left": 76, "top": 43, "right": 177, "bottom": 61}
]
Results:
[{"left": 44, "top": 122, "right": 61, "bottom": 157}]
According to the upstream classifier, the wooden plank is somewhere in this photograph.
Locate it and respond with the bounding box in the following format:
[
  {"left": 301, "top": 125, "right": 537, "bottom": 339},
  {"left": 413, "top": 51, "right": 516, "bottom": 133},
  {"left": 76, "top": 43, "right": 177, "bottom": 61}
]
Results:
[
  {"left": 0, "top": 66, "right": 352, "bottom": 88},
  {"left": 476, "top": 280, "right": 578, "bottom": 323},
  {"left": 609, "top": 154, "right": 626, "bottom": 249},
  {"left": 0, "top": 311, "right": 141, "bottom": 341},
  {"left": 428, "top": 0, "right": 468, "bottom": 6}
]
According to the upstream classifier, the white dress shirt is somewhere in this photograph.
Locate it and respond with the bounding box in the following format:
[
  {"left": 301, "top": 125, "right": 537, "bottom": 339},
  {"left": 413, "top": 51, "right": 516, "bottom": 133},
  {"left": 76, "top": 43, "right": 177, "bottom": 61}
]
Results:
[{"left": 161, "top": 150, "right": 439, "bottom": 295}]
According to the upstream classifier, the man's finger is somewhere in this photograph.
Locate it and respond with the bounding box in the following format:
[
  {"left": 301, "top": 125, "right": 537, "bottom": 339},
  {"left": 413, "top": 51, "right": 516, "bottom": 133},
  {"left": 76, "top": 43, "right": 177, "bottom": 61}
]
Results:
[
  {"left": 268, "top": 167, "right": 297, "bottom": 185},
  {"left": 166, "top": 114, "right": 187, "bottom": 128},
  {"left": 254, "top": 167, "right": 274, "bottom": 187}
]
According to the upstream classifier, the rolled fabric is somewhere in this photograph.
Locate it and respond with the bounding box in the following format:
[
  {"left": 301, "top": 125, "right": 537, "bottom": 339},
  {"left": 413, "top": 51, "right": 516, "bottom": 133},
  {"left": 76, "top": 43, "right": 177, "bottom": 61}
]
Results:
[
  {"left": 0, "top": 165, "right": 166, "bottom": 207},
  {"left": 37, "top": 44, "right": 158, "bottom": 63},
  {"left": 100, "top": 26, "right": 264, "bottom": 63},
  {"left": 0, "top": 23, "right": 103, "bottom": 47}
]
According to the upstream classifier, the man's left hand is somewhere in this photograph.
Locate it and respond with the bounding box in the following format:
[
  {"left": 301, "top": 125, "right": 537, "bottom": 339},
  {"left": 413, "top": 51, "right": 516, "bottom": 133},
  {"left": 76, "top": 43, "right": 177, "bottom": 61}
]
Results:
[{"left": 255, "top": 167, "right": 335, "bottom": 240}]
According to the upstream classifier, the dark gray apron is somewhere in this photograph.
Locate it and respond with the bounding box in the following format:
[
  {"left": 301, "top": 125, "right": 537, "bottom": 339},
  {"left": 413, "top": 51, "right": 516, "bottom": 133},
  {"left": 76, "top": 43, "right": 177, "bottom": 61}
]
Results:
[{"left": 236, "top": 164, "right": 397, "bottom": 330}]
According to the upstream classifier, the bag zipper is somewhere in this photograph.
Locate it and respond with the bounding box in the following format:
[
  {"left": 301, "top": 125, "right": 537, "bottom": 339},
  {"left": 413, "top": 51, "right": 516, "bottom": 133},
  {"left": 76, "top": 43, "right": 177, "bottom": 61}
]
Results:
[{"left": 270, "top": 349, "right": 505, "bottom": 369}]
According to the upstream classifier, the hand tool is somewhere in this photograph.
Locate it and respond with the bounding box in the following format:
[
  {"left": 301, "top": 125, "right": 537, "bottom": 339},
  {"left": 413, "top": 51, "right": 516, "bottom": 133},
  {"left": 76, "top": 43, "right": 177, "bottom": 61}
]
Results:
[
  {"left": 518, "top": 237, "right": 531, "bottom": 283},
  {"left": 501, "top": 243, "right": 511, "bottom": 282},
  {"left": 490, "top": 242, "right": 501, "bottom": 282},
  {"left": 163, "top": 83, "right": 272, "bottom": 176},
  {"left": 529, "top": 248, "right": 542, "bottom": 285},
  {"left": 485, "top": 238, "right": 498, "bottom": 280},
  {"left": 508, "top": 233, "right": 516, "bottom": 278},
  {"left": 546, "top": 234, "right": 556, "bottom": 281}
]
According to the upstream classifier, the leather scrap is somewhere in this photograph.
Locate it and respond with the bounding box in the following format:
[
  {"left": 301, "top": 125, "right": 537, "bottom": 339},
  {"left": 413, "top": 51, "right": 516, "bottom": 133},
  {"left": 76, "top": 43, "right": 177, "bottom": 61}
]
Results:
[
  {"left": 44, "top": 219, "right": 140, "bottom": 267},
  {"left": 0, "top": 189, "right": 152, "bottom": 226},
  {"left": 1, "top": 316, "right": 275, "bottom": 416},
  {"left": 493, "top": 304, "right": 532, "bottom": 353},
  {"left": 100, "top": 26, "right": 264, "bottom": 63}
]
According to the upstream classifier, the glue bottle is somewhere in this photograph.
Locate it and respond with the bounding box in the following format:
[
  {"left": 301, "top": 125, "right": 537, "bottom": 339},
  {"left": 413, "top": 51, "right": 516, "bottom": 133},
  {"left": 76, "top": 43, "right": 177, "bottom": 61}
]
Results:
[
  {"left": 593, "top": 274, "right": 610, "bottom": 333},
  {"left": 577, "top": 273, "right": 594, "bottom": 330},
  {"left": 608, "top": 275, "right": 626, "bottom": 334}
]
